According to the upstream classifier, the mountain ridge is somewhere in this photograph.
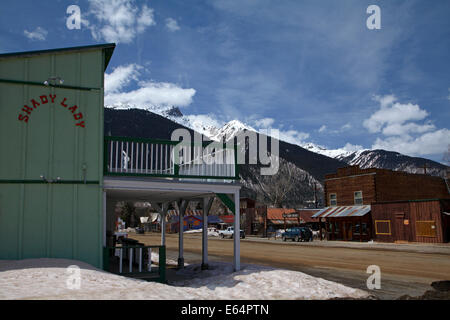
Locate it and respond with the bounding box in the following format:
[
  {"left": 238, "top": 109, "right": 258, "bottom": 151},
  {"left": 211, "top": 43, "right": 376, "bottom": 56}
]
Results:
[{"left": 104, "top": 106, "right": 448, "bottom": 207}]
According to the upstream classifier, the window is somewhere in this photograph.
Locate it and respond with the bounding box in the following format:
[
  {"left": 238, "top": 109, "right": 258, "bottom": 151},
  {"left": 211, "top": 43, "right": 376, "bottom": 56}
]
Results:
[
  {"left": 354, "top": 191, "right": 363, "bottom": 205},
  {"left": 375, "top": 220, "right": 391, "bottom": 235},
  {"left": 354, "top": 223, "right": 360, "bottom": 235},
  {"left": 329, "top": 193, "right": 337, "bottom": 206},
  {"left": 416, "top": 221, "right": 437, "bottom": 237},
  {"left": 362, "top": 223, "right": 368, "bottom": 235}
]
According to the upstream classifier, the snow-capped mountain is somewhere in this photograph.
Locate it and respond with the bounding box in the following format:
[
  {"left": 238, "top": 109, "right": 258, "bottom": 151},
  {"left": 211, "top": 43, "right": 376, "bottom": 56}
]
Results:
[
  {"left": 209, "top": 120, "right": 256, "bottom": 141},
  {"left": 300, "top": 142, "right": 367, "bottom": 159},
  {"left": 104, "top": 107, "right": 449, "bottom": 208},
  {"left": 105, "top": 105, "right": 448, "bottom": 179}
]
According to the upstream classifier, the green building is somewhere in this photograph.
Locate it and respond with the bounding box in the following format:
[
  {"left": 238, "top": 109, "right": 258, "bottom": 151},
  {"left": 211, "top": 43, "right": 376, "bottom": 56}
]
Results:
[{"left": 0, "top": 44, "right": 241, "bottom": 275}]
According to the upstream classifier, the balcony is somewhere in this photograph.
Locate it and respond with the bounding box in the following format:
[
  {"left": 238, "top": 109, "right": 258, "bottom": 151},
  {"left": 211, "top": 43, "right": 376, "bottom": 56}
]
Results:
[{"left": 104, "top": 136, "right": 239, "bottom": 181}]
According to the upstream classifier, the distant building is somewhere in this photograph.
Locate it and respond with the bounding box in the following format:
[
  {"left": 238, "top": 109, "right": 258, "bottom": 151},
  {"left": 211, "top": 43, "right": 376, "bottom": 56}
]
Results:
[{"left": 241, "top": 206, "right": 320, "bottom": 236}]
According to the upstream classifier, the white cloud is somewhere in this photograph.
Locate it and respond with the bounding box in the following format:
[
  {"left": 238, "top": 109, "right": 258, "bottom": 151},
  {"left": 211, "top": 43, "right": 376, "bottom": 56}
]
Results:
[
  {"left": 372, "top": 129, "right": 450, "bottom": 156},
  {"left": 87, "top": 0, "right": 155, "bottom": 44},
  {"left": 137, "top": 5, "right": 155, "bottom": 33},
  {"left": 278, "top": 130, "right": 310, "bottom": 145},
  {"left": 364, "top": 94, "right": 449, "bottom": 156},
  {"left": 104, "top": 63, "right": 196, "bottom": 109},
  {"left": 23, "top": 27, "right": 48, "bottom": 41},
  {"left": 342, "top": 143, "right": 363, "bottom": 152},
  {"left": 381, "top": 121, "right": 435, "bottom": 136},
  {"left": 105, "top": 64, "right": 142, "bottom": 94},
  {"left": 165, "top": 18, "right": 180, "bottom": 32},
  {"left": 363, "top": 95, "right": 429, "bottom": 134},
  {"left": 253, "top": 118, "right": 275, "bottom": 128},
  {"left": 105, "top": 82, "right": 196, "bottom": 108},
  {"left": 317, "top": 123, "right": 350, "bottom": 134}
]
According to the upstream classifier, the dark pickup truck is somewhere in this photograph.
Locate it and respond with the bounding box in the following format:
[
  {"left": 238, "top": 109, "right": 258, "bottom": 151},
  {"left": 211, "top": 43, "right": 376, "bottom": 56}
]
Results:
[{"left": 282, "top": 227, "right": 313, "bottom": 242}]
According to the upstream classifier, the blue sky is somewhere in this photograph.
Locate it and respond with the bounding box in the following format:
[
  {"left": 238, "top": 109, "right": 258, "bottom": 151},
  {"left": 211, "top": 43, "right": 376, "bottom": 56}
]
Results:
[{"left": 1, "top": 0, "right": 449, "bottom": 163}]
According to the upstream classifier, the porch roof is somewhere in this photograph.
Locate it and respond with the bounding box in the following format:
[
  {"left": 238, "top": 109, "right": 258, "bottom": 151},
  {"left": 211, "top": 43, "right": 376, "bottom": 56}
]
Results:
[
  {"left": 311, "top": 205, "right": 371, "bottom": 218},
  {"left": 104, "top": 176, "right": 240, "bottom": 203}
]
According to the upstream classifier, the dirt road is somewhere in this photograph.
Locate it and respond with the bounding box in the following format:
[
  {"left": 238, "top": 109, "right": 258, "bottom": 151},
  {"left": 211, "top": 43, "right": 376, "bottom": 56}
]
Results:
[{"left": 132, "top": 233, "right": 450, "bottom": 299}]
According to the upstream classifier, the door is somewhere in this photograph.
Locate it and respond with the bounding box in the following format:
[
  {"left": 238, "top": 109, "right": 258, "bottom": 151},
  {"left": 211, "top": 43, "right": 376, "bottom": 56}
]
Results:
[
  {"left": 347, "top": 222, "right": 353, "bottom": 241},
  {"left": 394, "top": 212, "right": 408, "bottom": 241}
]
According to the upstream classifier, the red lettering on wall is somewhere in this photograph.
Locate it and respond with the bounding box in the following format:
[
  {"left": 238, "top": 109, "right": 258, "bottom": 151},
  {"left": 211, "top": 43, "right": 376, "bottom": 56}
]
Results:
[
  {"left": 22, "top": 105, "right": 33, "bottom": 115},
  {"left": 18, "top": 94, "right": 85, "bottom": 128},
  {"left": 18, "top": 114, "right": 29, "bottom": 123},
  {"left": 60, "top": 98, "right": 68, "bottom": 108},
  {"left": 31, "top": 99, "right": 40, "bottom": 109},
  {"left": 68, "top": 105, "right": 78, "bottom": 113},
  {"left": 40, "top": 95, "right": 48, "bottom": 104}
]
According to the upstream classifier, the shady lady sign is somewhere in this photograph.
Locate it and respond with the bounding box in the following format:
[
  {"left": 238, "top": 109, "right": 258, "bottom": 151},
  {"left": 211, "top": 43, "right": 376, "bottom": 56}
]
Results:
[{"left": 17, "top": 94, "right": 85, "bottom": 128}]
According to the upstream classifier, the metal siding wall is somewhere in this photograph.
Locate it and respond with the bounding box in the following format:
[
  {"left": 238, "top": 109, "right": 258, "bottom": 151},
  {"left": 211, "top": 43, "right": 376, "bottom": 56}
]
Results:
[{"left": 0, "top": 49, "right": 104, "bottom": 267}]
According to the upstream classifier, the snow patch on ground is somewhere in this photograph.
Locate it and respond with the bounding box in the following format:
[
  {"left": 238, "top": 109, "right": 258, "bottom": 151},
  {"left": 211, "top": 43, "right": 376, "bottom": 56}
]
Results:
[
  {"left": 0, "top": 258, "right": 370, "bottom": 300},
  {"left": 184, "top": 228, "right": 219, "bottom": 237}
]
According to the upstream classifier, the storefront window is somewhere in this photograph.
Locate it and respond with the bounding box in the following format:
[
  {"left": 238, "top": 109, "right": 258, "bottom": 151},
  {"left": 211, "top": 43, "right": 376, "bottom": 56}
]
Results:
[
  {"left": 362, "top": 223, "right": 368, "bottom": 235},
  {"left": 354, "top": 223, "right": 360, "bottom": 235}
]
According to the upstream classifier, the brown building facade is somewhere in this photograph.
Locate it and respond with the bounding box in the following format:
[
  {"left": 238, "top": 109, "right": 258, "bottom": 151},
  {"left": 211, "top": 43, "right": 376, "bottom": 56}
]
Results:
[
  {"left": 315, "top": 166, "right": 450, "bottom": 243},
  {"left": 372, "top": 199, "right": 450, "bottom": 243},
  {"left": 324, "top": 166, "right": 449, "bottom": 207},
  {"left": 241, "top": 206, "right": 320, "bottom": 236}
]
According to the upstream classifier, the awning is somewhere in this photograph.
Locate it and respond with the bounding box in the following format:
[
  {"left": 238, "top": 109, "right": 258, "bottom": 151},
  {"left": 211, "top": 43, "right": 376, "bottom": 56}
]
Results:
[{"left": 311, "top": 205, "right": 371, "bottom": 218}]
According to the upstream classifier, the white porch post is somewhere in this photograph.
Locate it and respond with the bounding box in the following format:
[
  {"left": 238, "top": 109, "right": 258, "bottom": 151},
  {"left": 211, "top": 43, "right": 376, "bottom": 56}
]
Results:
[
  {"left": 233, "top": 190, "right": 240, "bottom": 271},
  {"left": 160, "top": 203, "right": 168, "bottom": 247},
  {"left": 177, "top": 200, "right": 188, "bottom": 268},
  {"left": 202, "top": 196, "right": 214, "bottom": 270},
  {"left": 151, "top": 202, "right": 168, "bottom": 247}
]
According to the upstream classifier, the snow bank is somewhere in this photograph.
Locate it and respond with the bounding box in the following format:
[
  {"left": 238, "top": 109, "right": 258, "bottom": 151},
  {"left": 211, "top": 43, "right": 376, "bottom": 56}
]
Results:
[
  {"left": 184, "top": 229, "right": 202, "bottom": 234},
  {"left": 172, "top": 262, "right": 369, "bottom": 300},
  {"left": 184, "top": 228, "right": 219, "bottom": 237},
  {"left": 0, "top": 258, "right": 370, "bottom": 300}
]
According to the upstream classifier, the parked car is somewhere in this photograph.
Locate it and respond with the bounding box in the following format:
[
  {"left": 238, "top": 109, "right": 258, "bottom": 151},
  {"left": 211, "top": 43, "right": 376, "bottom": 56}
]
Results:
[
  {"left": 218, "top": 226, "right": 245, "bottom": 239},
  {"left": 282, "top": 227, "right": 313, "bottom": 242},
  {"left": 135, "top": 226, "right": 145, "bottom": 234}
]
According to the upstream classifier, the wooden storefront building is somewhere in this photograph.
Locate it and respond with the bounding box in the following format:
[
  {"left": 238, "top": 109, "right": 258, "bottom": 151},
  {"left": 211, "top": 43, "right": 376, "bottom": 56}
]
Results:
[
  {"left": 313, "top": 166, "right": 450, "bottom": 243},
  {"left": 372, "top": 199, "right": 450, "bottom": 243},
  {"left": 241, "top": 206, "right": 320, "bottom": 236}
]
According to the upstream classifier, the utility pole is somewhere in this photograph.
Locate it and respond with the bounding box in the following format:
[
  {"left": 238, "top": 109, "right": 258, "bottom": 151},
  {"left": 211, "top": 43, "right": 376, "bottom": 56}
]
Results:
[{"left": 313, "top": 183, "right": 318, "bottom": 208}]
